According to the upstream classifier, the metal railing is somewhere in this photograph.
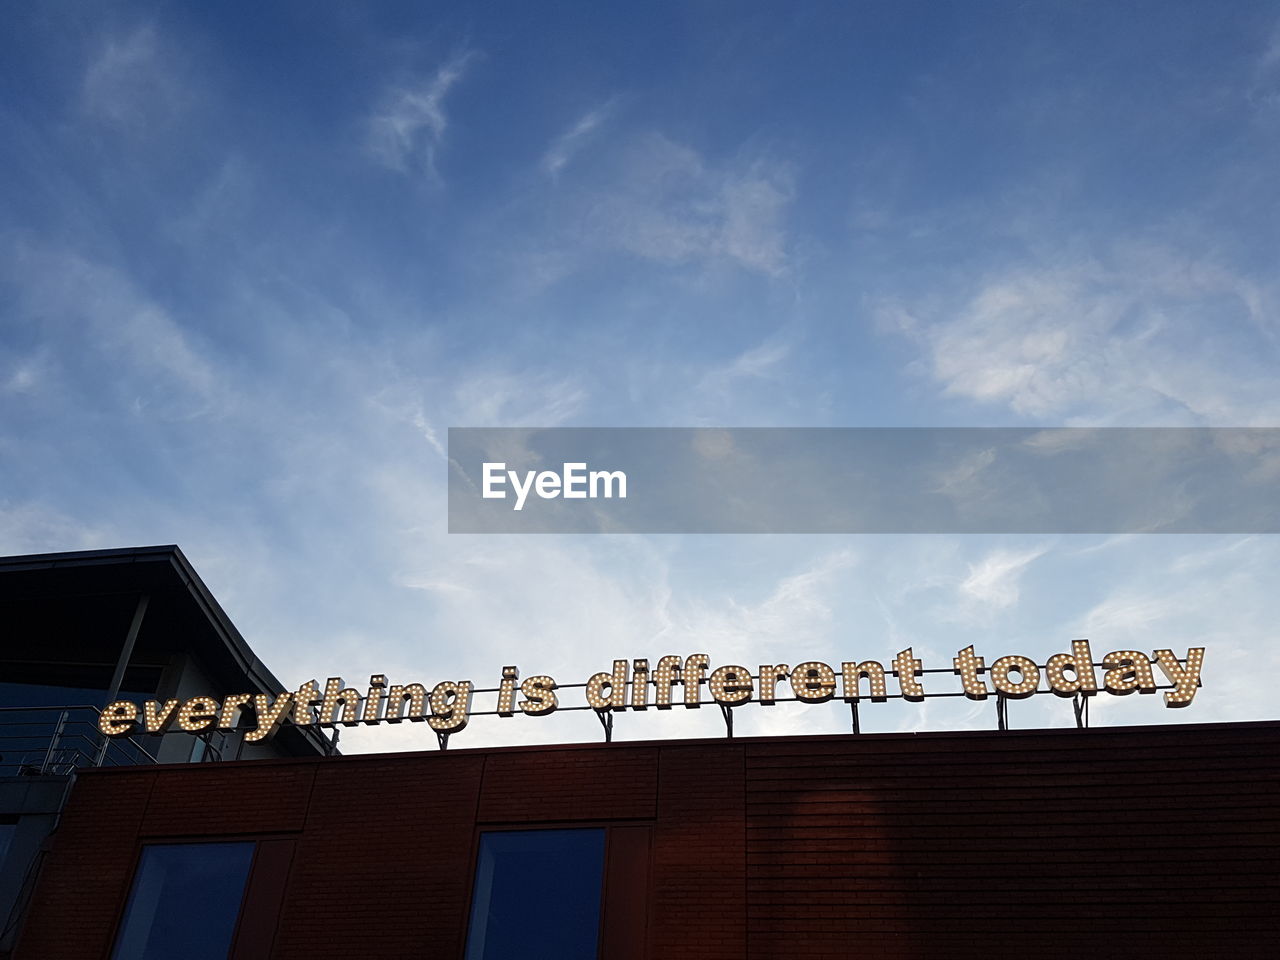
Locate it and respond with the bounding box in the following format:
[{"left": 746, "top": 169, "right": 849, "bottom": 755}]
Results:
[{"left": 0, "top": 705, "right": 158, "bottom": 777}]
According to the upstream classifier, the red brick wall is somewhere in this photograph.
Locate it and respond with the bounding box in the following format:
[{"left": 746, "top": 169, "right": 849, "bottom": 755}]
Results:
[
  {"left": 742, "top": 724, "right": 1280, "bottom": 959},
  {"left": 14, "top": 721, "right": 1280, "bottom": 959}
]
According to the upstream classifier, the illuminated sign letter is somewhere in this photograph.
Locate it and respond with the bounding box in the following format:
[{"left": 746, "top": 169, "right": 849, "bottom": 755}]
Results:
[
  {"left": 100, "top": 700, "right": 138, "bottom": 737},
  {"left": 683, "top": 654, "right": 710, "bottom": 707},
  {"left": 757, "top": 664, "right": 790, "bottom": 705},
  {"left": 497, "top": 666, "right": 520, "bottom": 717},
  {"left": 218, "top": 693, "right": 253, "bottom": 730},
  {"left": 1102, "top": 650, "right": 1157, "bottom": 696},
  {"left": 631, "top": 659, "right": 650, "bottom": 709},
  {"left": 176, "top": 696, "right": 220, "bottom": 733},
  {"left": 246, "top": 692, "right": 295, "bottom": 742},
  {"left": 428, "top": 681, "right": 474, "bottom": 731},
  {"left": 953, "top": 646, "right": 989, "bottom": 700},
  {"left": 892, "top": 648, "right": 925, "bottom": 702},
  {"left": 840, "top": 661, "right": 888, "bottom": 702},
  {"left": 519, "top": 676, "right": 558, "bottom": 716},
  {"left": 586, "top": 660, "right": 629, "bottom": 711},
  {"left": 143, "top": 699, "right": 182, "bottom": 734},
  {"left": 384, "top": 683, "right": 429, "bottom": 722},
  {"left": 317, "top": 677, "right": 362, "bottom": 726},
  {"left": 990, "top": 655, "right": 1039, "bottom": 699},
  {"left": 653, "top": 656, "right": 682, "bottom": 709},
  {"left": 1153, "top": 647, "right": 1205, "bottom": 707},
  {"left": 791, "top": 662, "right": 837, "bottom": 703},
  {"left": 293, "top": 680, "right": 321, "bottom": 724},
  {"left": 1046, "top": 640, "right": 1097, "bottom": 698},
  {"left": 362, "top": 675, "right": 386, "bottom": 723},
  {"left": 709, "top": 665, "right": 753, "bottom": 705}
]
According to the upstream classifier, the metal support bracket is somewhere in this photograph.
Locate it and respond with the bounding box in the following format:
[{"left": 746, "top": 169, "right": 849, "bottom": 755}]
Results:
[
  {"left": 1072, "top": 692, "right": 1090, "bottom": 729},
  {"left": 41, "top": 710, "right": 70, "bottom": 774},
  {"left": 719, "top": 703, "right": 734, "bottom": 739},
  {"left": 849, "top": 701, "right": 861, "bottom": 735},
  {"left": 94, "top": 593, "right": 150, "bottom": 766},
  {"left": 595, "top": 709, "right": 614, "bottom": 743},
  {"left": 436, "top": 730, "right": 451, "bottom": 751},
  {"left": 996, "top": 695, "right": 1009, "bottom": 731}
]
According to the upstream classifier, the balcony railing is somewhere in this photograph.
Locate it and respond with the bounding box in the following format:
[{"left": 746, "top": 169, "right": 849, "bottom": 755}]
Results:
[{"left": 0, "top": 705, "right": 158, "bottom": 777}]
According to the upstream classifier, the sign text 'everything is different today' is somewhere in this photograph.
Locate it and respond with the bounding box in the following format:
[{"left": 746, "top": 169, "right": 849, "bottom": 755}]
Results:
[{"left": 97, "top": 643, "right": 1205, "bottom": 744}]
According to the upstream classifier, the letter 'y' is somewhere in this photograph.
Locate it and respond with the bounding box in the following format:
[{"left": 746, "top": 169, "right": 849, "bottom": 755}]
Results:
[
  {"left": 247, "top": 692, "right": 296, "bottom": 742},
  {"left": 1154, "top": 648, "right": 1205, "bottom": 707}
]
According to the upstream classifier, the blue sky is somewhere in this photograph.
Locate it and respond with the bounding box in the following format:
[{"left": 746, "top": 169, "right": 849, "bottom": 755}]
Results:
[{"left": 2, "top": 1, "right": 1279, "bottom": 749}]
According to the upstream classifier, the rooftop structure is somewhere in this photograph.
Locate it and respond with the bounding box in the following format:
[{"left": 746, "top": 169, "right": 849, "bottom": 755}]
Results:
[{"left": 0, "top": 546, "right": 330, "bottom": 955}]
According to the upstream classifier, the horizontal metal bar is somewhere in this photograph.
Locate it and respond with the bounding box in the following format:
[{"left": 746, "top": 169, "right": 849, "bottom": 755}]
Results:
[{"left": 0, "top": 704, "right": 106, "bottom": 714}]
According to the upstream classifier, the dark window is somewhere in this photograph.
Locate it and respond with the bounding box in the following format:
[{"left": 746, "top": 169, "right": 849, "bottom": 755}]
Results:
[
  {"left": 111, "top": 842, "right": 255, "bottom": 960},
  {"left": 465, "top": 829, "right": 606, "bottom": 960}
]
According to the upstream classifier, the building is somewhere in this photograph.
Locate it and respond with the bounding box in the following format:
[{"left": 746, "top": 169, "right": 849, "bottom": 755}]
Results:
[
  {"left": 3, "top": 546, "right": 1278, "bottom": 959},
  {"left": 0, "top": 546, "right": 331, "bottom": 955},
  {"left": 8, "top": 720, "right": 1280, "bottom": 959}
]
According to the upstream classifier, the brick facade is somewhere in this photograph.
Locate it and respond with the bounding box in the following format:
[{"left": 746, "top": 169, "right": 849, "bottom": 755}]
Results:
[{"left": 15, "top": 720, "right": 1280, "bottom": 959}]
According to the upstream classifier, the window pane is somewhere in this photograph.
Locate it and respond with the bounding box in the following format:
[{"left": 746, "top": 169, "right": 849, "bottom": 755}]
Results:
[
  {"left": 465, "top": 829, "right": 605, "bottom": 960},
  {"left": 111, "top": 842, "right": 255, "bottom": 960}
]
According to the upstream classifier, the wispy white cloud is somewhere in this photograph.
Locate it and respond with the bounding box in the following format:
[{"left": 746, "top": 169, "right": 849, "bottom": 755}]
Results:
[
  {"left": 476, "top": 132, "right": 796, "bottom": 298},
  {"left": 367, "top": 50, "right": 477, "bottom": 181},
  {"left": 697, "top": 335, "right": 791, "bottom": 401},
  {"left": 886, "top": 245, "right": 1280, "bottom": 425},
  {"left": 955, "top": 544, "right": 1050, "bottom": 618},
  {"left": 680, "top": 549, "right": 856, "bottom": 657},
  {"left": 589, "top": 134, "right": 793, "bottom": 277},
  {"left": 930, "top": 447, "right": 996, "bottom": 499},
  {"left": 541, "top": 100, "right": 614, "bottom": 178},
  {"left": 1248, "top": 20, "right": 1280, "bottom": 115},
  {"left": 1, "top": 347, "right": 52, "bottom": 397},
  {"left": 81, "top": 23, "right": 189, "bottom": 129},
  {"left": 407, "top": 407, "right": 447, "bottom": 460},
  {"left": 450, "top": 370, "right": 585, "bottom": 427},
  {"left": 0, "top": 502, "right": 113, "bottom": 556},
  {"left": 2, "top": 241, "right": 227, "bottom": 419}
]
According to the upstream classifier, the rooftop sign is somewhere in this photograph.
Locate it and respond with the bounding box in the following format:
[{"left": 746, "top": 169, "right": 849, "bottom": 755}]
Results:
[{"left": 98, "top": 642, "right": 1205, "bottom": 746}]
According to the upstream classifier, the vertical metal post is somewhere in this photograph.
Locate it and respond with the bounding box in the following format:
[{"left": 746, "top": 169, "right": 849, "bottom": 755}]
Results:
[
  {"left": 595, "top": 710, "right": 614, "bottom": 743},
  {"left": 719, "top": 703, "right": 734, "bottom": 739},
  {"left": 850, "top": 701, "right": 861, "bottom": 735},
  {"left": 94, "top": 593, "right": 150, "bottom": 766},
  {"left": 42, "top": 710, "right": 69, "bottom": 773},
  {"left": 996, "top": 695, "right": 1009, "bottom": 731},
  {"left": 1072, "top": 693, "right": 1090, "bottom": 729}
]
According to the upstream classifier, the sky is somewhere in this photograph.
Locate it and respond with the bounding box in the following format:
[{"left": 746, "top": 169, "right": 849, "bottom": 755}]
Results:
[{"left": 2, "top": 1, "right": 1279, "bottom": 751}]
